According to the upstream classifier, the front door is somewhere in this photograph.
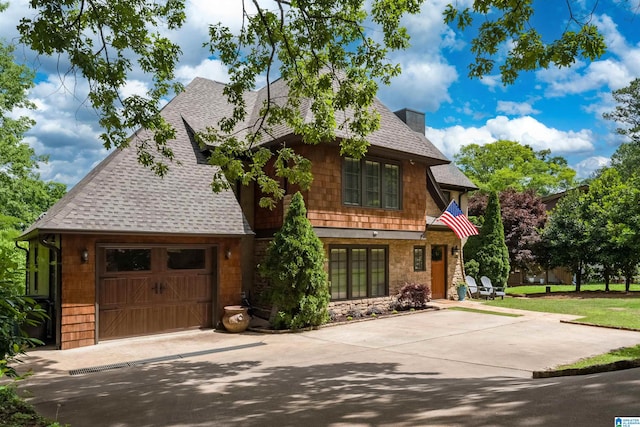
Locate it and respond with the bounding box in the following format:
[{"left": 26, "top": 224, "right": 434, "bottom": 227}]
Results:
[
  {"left": 430, "top": 245, "right": 446, "bottom": 299},
  {"left": 98, "top": 246, "right": 215, "bottom": 340}
]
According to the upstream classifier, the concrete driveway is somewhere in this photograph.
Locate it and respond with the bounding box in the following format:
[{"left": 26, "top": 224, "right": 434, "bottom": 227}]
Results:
[{"left": 14, "top": 302, "right": 640, "bottom": 426}]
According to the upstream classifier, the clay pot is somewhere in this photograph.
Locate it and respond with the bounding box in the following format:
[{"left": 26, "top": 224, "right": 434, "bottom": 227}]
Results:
[{"left": 222, "top": 305, "right": 250, "bottom": 333}]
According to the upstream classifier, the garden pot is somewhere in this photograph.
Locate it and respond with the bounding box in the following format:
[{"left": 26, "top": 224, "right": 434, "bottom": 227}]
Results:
[
  {"left": 457, "top": 285, "right": 467, "bottom": 301},
  {"left": 222, "top": 305, "right": 250, "bottom": 332}
]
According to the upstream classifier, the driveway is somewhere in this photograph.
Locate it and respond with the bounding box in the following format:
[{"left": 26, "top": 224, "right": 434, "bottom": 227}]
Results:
[{"left": 15, "top": 302, "right": 640, "bottom": 426}]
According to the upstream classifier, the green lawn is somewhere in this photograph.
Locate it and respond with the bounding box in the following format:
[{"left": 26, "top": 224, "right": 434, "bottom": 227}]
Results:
[
  {"left": 483, "top": 297, "right": 640, "bottom": 330},
  {"left": 556, "top": 344, "right": 640, "bottom": 370},
  {"left": 507, "top": 283, "right": 640, "bottom": 294}
]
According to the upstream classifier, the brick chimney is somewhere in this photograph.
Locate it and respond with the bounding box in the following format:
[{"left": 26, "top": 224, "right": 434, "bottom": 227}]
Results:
[{"left": 394, "top": 108, "right": 425, "bottom": 134}]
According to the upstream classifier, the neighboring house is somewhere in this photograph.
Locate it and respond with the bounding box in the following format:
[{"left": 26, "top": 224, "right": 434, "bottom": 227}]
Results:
[{"left": 19, "top": 77, "right": 477, "bottom": 349}]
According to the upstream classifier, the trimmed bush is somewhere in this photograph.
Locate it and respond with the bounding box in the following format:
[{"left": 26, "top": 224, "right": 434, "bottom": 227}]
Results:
[{"left": 260, "top": 192, "right": 330, "bottom": 330}]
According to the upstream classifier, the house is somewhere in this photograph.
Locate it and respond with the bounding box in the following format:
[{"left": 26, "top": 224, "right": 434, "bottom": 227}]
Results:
[{"left": 19, "top": 77, "right": 477, "bottom": 349}]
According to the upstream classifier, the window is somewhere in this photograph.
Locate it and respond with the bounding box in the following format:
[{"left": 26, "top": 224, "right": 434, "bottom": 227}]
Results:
[
  {"left": 442, "top": 191, "right": 451, "bottom": 204},
  {"left": 343, "top": 157, "right": 401, "bottom": 209},
  {"left": 167, "top": 248, "right": 206, "bottom": 270},
  {"left": 106, "top": 248, "right": 151, "bottom": 272},
  {"left": 329, "top": 246, "right": 388, "bottom": 300},
  {"left": 414, "top": 246, "right": 426, "bottom": 271}
]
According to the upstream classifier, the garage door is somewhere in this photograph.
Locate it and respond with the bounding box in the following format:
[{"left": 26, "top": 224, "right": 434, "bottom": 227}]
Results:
[{"left": 98, "top": 246, "right": 216, "bottom": 340}]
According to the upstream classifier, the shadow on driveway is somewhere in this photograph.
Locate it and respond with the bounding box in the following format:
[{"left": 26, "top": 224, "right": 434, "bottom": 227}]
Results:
[{"left": 21, "top": 357, "right": 640, "bottom": 426}]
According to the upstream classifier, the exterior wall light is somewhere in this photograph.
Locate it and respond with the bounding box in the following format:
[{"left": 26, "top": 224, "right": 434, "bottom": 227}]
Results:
[
  {"left": 81, "top": 249, "right": 89, "bottom": 263},
  {"left": 225, "top": 248, "right": 232, "bottom": 260},
  {"left": 451, "top": 246, "right": 460, "bottom": 256}
]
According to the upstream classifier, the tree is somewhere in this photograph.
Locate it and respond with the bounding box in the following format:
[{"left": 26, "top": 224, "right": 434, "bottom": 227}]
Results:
[
  {"left": 604, "top": 78, "right": 640, "bottom": 180},
  {"left": 0, "top": 31, "right": 64, "bottom": 376},
  {"left": 469, "top": 191, "right": 510, "bottom": 287},
  {"left": 18, "top": 1, "right": 606, "bottom": 205},
  {"left": 259, "top": 192, "right": 330, "bottom": 330},
  {"left": 469, "top": 189, "right": 547, "bottom": 275},
  {"left": 542, "top": 189, "right": 591, "bottom": 291},
  {"left": 602, "top": 173, "right": 640, "bottom": 292},
  {"left": 0, "top": 31, "right": 66, "bottom": 226},
  {"left": 604, "top": 77, "right": 640, "bottom": 144},
  {"left": 454, "top": 140, "right": 576, "bottom": 195},
  {"left": 582, "top": 168, "right": 621, "bottom": 291}
]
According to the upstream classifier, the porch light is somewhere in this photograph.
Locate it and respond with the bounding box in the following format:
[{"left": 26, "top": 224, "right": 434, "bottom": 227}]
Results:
[
  {"left": 451, "top": 246, "right": 460, "bottom": 256},
  {"left": 81, "top": 249, "right": 89, "bottom": 263},
  {"left": 225, "top": 248, "right": 232, "bottom": 260}
]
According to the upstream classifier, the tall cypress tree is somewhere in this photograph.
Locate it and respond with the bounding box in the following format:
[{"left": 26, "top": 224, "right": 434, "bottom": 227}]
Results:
[
  {"left": 475, "top": 191, "right": 510, "bottom": 287},
  {"left": 260, "top": 192, "right": 330, "bottom": 329}
]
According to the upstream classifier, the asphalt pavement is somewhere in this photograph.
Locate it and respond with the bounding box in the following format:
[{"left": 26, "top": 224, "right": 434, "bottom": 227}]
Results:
[{"left": 13, "top": 301, "right": 640, "bottom": 426}]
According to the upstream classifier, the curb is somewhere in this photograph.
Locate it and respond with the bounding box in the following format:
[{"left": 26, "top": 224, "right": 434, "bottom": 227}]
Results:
[
  {"left": 533, "top": 359, "right": 640, "bottom": 378},
  {"left": 560, "top": 319, "right": 640, "bottom": 332}
]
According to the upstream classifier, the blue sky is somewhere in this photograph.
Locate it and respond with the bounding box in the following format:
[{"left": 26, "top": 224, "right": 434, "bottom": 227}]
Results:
[{"left": 1, "top": 0, "right": 639, "bottom": 187}]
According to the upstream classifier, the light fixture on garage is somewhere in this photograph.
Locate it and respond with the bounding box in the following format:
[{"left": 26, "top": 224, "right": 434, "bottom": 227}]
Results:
[
  {"left": 81, "top": 248, "right": 89, "bottom": 263},
  {"left": 225, "top": 248, "right": 232, "bottom": 260},
  {"left": 451, "top": 246, "right": 460, "bottom": 257}
]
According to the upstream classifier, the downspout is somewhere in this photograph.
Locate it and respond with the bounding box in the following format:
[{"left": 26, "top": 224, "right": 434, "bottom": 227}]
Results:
[
  {"left": 14, "top": 241, "right": 29, "bottom": 294},
  {"left": 39, "top": 235, "right": 61, "bottom": 349}
]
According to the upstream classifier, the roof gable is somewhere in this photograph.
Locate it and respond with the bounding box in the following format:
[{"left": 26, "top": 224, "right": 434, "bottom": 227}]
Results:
[{"left": 22, "top": 78, "right": 253, "bottom": 237}]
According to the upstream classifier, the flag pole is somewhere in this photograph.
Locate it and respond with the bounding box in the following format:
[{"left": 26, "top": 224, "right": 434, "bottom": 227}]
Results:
[{"left": 424, "top": 200, "right": 453, "bottom": 237}]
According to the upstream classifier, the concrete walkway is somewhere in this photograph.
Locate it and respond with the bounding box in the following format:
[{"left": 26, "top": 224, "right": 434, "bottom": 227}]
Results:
[{"left": 14, "top": 301, "right": 640, "bottom": 426}]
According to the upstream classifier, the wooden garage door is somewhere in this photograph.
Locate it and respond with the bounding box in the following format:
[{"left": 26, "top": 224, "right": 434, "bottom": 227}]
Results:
[{"left": 98, "top": 246, "right": 215, "bottom": 340}]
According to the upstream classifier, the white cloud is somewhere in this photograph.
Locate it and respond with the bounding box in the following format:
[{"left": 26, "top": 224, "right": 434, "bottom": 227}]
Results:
[
  {"left": 572, "top": 156, "right": 611, "bottom": 179},
  {"left": 175, "top": 59, "right": 230, "bottom": 84},
  {"left": 496, "top": 101, "right": 540, "bottom": 116},
  {"left": 485, "top": 116, "right": 594, "bottom": 153},
  {"left": 426, "top": 115, "right": 595, "bottom": 160},
  {"left": 380, "top": 60, "right": 457, "bottom": 111},
  {"left": 536, "top": 14, "right": 640, "bottom": 97},
  {"left": 478, "top": 75, "right": 503, "bottom": 92},
  {"left": 376, "top": 0, "right": 464, "bottom": 111},
  {"left": 425, "top": 125, "right": 494, "bottom": 159}
]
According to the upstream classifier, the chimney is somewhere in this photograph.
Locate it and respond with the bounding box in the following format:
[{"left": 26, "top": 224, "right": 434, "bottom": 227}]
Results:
[{"left": 394, "top": 108, "right": 425, "bottom": 134}]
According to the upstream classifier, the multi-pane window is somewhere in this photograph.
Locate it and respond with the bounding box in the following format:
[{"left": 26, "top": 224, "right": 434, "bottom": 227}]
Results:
[
  {"left": 343, "top": 157, "right": 401, "bottom": 209},
  {"left": 329, "top": 246, "right": 388, "bottom": 300},
  {"left": 343, "top": 158, "right": 361, "bottom": 205},
  {"left": 414, "top": 246, "right": 426, "bottom": 271}
]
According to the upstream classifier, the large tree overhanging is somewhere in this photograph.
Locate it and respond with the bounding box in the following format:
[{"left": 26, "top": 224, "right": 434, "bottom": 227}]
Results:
[{"left": 18, "top": 1, "right": 607, "bottom": 204}]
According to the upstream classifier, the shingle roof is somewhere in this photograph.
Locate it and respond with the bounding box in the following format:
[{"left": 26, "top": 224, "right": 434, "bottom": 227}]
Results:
[
  {"left": 22, "top": 76, "right": 466, "bottom": 238},
  {"left": 21, "top": 78, "right": 253, "bottom": 237},
  {"left": 246, "top": 76, "right": 449, "bottom": 163},
  {"left": 430, "top": 163, "right": 478, "bottom": 190}
]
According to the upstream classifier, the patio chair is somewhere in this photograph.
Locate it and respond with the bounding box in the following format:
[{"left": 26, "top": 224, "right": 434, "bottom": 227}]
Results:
[
  {"left": 480, "top": 276, "right": 506, "bottom": 300},
  {"left": 465, "top": 275, "right": 480, "bottom": 298}
]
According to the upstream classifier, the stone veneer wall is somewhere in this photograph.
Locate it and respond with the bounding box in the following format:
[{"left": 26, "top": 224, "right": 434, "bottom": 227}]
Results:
[
  {"left": 252, "top": 232, "right": 466, "bottom": 312},
  {"left": 328, "top": 297, "right": 395, "bottom": 317}
]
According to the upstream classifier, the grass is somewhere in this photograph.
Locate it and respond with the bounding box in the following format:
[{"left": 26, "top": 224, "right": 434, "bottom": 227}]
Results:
[
  {"left": 448, "top": 307, "right": 522, "bottom": 317},
  {"left": 508, "top": 283, "right": 640, "bottom": 295},
  {"left": 484, "top": 289, "right": 640, "bottom": 372},
  {"left": 556, "top": 344, "right": 640, "bottom": 370},
  {"left": 484, "top": 297, "right": 640, "bottom": 330}
]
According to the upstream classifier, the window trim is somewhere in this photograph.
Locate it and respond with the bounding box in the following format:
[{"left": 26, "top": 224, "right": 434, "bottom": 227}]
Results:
[
  {"left": 329, "top": 245, "right": 389, "bottom": 300},
  {"left": 413, "top": 246, "right": 426, "bottom": 272},
  {"left": 342, "top": 157, "right": 402, "bottom": 210}
]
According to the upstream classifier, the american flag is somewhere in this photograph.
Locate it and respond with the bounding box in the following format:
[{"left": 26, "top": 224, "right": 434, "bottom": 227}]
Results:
[{"left": 437, "top": 200, "right": 479, "bottom": 239}]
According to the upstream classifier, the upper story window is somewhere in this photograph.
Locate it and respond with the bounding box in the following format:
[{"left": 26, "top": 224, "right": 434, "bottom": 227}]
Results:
[
  {"left": 442, "top": 191, "right": 451, "bottom": 204},
  {"left": 343, "top": 157, "right": 401, "bottom": 209}
]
